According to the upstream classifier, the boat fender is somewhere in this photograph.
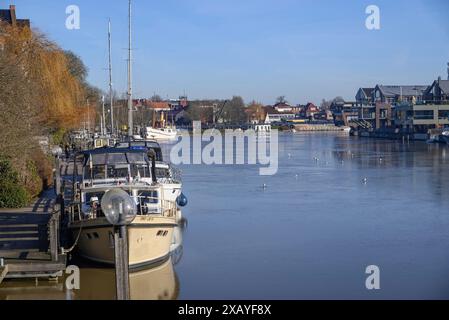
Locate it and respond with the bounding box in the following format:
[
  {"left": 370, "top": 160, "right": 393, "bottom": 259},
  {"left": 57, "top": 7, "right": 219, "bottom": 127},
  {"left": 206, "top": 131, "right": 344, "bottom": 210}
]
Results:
[{"left": 176, "top": 193, "right": 188, "bottom": 207}]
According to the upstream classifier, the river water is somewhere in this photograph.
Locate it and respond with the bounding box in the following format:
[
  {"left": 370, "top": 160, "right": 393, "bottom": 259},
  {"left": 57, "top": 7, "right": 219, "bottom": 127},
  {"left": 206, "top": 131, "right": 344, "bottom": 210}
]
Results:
[
  {"left": 2, "top": 132, "right": 449, "bottom": 299},
  {"left": 175, "top": 132, "right": 449, "bottom": 299}
]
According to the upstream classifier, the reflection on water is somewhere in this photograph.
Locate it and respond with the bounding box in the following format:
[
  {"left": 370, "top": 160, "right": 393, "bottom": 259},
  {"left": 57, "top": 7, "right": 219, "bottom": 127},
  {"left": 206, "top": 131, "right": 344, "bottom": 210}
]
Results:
[
  {"left": 0, "top": 257, "right": 179, "bottom": 300},
  {"left": 75, "top": 257, "right": 179, "bottom": 300}
]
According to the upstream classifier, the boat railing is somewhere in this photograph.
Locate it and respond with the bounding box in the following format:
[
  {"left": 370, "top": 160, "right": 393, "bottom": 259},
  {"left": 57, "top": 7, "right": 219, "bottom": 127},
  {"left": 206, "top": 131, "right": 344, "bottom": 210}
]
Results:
[
  {"left": 168, "top": 165, "right": 182, "bottom": 184},
  {"left": 134, "top": 195, "right": 177, "bottom": 218},
  {"left": 161, "top": 199, "right": 178, "bottom": 218},
  {"left": 69, "top": 173, "right": 178, "bottom": 222}
]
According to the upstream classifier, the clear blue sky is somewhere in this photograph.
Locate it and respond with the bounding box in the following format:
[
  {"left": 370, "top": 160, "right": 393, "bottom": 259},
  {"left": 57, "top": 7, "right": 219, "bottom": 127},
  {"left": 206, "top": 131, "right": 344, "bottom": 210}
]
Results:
[{"left": 5, "top": 0, "right": 449, "bottom": 104}]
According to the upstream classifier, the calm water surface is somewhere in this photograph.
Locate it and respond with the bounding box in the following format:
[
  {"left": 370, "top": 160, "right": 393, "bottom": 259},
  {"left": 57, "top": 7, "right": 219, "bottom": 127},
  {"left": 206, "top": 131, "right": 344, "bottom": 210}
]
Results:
[
  {"left": 3, "top": 132, "right": 449, "bottom": 300},
  {"left": 176, "top": 132, "right": 449, "bottom": 299}
]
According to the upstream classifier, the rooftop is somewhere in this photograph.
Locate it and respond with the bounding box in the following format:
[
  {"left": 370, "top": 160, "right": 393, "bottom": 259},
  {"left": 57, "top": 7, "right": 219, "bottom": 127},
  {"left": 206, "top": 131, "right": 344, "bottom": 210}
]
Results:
[
  {"left": 0, "top": 5, "right": 30, "bottom": 28},
  {"left": 377, "top": 85, "right": 428, "bottom": 97}
]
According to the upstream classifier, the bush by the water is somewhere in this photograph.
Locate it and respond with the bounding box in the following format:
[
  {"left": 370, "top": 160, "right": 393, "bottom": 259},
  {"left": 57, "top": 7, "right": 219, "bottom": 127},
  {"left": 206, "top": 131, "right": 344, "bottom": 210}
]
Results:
[
  {"left": 0, "top": 158, "right": 31, "bottom": 208},
  {"left": 0, "top": 183, "right": 30, "bottom": 208}
]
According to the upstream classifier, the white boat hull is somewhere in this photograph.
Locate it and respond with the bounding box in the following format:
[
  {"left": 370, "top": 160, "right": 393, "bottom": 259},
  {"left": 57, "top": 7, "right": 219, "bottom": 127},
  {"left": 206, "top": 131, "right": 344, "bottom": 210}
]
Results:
[
  {"left": 146, "top": 127, "right": 177, "bottom": 141},
  {"left": 70, "top": 216, "right": 177, "bottom": 269}
]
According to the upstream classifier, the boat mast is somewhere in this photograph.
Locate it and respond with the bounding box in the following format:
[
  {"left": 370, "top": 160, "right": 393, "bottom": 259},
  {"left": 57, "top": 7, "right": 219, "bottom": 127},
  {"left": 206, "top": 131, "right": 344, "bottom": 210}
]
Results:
[
  {"left": 127, "top": 0, "right": 133, "bottom": 137},
  {"left": 108, "top": 19, "right": 114, "bottom": 136},
  {"left": 101, "top": 95, "right": 106, "bottom": 135}
]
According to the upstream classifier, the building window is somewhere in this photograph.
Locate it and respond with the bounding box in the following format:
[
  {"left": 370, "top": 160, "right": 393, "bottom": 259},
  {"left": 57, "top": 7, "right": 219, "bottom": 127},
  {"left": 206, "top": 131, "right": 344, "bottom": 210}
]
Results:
[
  {"left": 414, "top": 110, "right": 434, "bottom": 120},
  {"left": 438, "top": 110, "right": 449, "bottom": 120}
]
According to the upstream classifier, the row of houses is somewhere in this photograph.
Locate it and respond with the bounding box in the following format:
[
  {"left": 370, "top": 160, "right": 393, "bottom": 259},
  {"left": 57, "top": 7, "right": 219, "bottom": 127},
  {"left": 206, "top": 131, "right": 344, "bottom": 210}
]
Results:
[
  {"left": 335, "top": 74, "right": 449, "bottom": 134},
  {"left": 263, "top": 102, "right": 331, "bottom": 124},
  {"left": 355, "top": 81, "right": 449, "bottom": 106}
]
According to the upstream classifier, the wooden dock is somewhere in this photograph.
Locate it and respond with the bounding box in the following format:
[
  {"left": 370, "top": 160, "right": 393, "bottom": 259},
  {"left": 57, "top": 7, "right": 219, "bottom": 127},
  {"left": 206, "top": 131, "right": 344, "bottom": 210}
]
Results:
[
  {"left": 0, "top": 212, "right": 67, "bottom": 282},
  {"left": 0, "top": 157, "right": 69, "bottom": 284}
]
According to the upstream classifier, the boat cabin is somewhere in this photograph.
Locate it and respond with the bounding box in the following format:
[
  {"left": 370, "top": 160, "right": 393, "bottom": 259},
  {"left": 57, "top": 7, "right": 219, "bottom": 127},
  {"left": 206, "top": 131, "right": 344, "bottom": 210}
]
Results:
[
  {"left": 115, "top": 140, "right": 163, "bottom": 162},
  {"left": 80, "top": 148, "right": 155, "bottom": 187},
  {"left": 73, "top": 148, "right": 164, "bottom": 220}
]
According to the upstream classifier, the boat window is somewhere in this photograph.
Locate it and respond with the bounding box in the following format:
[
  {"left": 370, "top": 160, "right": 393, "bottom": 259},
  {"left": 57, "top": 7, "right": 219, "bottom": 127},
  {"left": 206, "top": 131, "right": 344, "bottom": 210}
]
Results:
[
  {"left": 93, "top": 166, "right": 106, "bottom": 179},
  {"left": 84, "top": 165, "right": 106, "bottom": 180},
  {"left": 138, "top": 190, "right": 158, "bottom": 204},
  {"left": 107, "top": 153, "right": 127, "bottom": 164},
  {"left": 126, "top": 152, "right": 147, "bottom": 164},
  {"left": 131, "top": 165, "right": 150, "bottom": 178},
  {"left": 91, "top": 154, "right": 107, "bottom": 165},
  {"left": 107, "top": 165, "right": 129, "bottom": 179}
]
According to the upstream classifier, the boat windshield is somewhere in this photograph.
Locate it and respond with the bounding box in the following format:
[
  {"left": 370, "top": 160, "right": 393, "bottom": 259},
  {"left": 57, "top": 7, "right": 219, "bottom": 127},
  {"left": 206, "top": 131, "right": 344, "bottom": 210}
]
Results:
[{"left": 83, "top": 151, "right": 151, "bottom": 180}]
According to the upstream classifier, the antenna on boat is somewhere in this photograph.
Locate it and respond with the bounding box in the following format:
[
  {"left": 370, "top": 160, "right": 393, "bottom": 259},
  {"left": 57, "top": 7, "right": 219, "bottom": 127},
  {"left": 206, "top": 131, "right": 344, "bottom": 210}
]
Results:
[
  {"left": 108, "top": 19, "right": 114, "bottom": 136},
  {"left": 127, "top": 0, "right": 133, "bottom": 138}
]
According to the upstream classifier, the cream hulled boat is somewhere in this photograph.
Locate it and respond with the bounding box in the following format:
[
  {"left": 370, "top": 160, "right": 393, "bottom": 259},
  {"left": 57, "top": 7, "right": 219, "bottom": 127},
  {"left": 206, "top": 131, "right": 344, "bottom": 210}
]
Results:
[{"left": 69, "top": 147, "right": 180, "bottom": 269}]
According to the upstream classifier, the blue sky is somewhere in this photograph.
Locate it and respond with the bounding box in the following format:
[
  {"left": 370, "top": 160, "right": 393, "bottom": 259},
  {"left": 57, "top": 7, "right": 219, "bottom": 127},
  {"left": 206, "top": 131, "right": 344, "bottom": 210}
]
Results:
[{"left": 5, "top": 0, "right": 449, "bottom": 104}]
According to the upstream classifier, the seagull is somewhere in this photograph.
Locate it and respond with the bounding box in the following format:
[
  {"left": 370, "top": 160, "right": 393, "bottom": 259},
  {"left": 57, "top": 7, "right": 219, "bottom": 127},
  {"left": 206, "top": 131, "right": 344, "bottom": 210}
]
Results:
[{"left": 362, "top": 178, "right": 368, "bottom": 184}]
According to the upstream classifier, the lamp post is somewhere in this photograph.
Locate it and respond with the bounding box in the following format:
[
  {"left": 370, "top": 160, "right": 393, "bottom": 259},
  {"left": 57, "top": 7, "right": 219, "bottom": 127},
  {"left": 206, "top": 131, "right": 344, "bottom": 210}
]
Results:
[{"left": 101, "top": 188, "right": 137, "bottom": 300}]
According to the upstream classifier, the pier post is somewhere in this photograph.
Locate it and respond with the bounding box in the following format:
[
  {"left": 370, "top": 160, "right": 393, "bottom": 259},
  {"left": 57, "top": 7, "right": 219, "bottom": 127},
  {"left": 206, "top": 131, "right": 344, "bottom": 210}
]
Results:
[
  {"left": 114, "top": 225, "right": 130, "bottom": 300},
  {"left": 49, "top": 212, "right": 60, "bottom": 262}
]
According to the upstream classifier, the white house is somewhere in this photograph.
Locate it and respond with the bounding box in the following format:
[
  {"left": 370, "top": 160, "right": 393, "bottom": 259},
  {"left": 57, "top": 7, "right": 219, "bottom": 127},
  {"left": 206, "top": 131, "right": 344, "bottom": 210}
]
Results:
[{"left": 265, "top": 113, "right": 295, "bottom": 124}]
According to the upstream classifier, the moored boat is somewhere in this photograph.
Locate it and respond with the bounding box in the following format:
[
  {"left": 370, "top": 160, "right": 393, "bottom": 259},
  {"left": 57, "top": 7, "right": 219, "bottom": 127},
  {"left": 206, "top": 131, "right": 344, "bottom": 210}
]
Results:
[
  {"left": 68, "top": 147, "right": 180, "bottom": 269},
  {"left": 145, "top": 126, "right": 178, "bottom": 141}
]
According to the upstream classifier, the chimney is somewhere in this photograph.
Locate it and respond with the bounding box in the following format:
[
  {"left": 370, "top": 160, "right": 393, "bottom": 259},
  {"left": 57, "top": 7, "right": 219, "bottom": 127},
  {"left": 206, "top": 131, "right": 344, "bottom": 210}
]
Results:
[{"left": 9, "top": 5, "right": 17, "bottom": 27}]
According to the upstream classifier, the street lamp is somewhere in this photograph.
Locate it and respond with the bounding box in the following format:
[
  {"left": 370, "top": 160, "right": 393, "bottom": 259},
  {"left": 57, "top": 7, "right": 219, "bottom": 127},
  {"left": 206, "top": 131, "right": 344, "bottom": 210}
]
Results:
[
  {"left": 101, "top": 188, "right": 136, "bottom": 225},
  {"left": 101, "top": 188, "right": 137, "bottom": 300}
]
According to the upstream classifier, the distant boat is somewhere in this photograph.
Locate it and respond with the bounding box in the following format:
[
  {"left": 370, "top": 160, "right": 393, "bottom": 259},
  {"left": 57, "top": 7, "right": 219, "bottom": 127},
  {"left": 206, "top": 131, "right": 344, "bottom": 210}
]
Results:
[
  {"left": 254, "top": 124, "right": 272, "bottom": 133},
  {"left": 145, "top": 126, "right": 178, "bottom": 141}
]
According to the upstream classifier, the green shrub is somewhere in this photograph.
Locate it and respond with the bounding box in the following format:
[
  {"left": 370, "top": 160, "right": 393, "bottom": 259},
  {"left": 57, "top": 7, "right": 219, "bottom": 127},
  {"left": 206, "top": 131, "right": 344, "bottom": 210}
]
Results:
[
  {"left": 0, "top": 183, "right": 30, "bottom": 208},
  {"left": 51, "top": 128, "right": 67, "bottom": 146},
  {"left": 0, "top": 157, "right": 19, "bottom": 183},
  {"left": 0, "top": 156, "right": 31, "bottom": 208}
]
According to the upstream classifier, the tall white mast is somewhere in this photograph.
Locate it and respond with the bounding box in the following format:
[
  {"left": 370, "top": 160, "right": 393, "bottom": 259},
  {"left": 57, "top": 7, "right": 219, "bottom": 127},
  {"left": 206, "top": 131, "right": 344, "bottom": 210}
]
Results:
[
  {"left": 101, "top": 95, "right": 106, "bottom": 135},
  {"left": 127, "top": 0, "right": 133, "bottom": 137},
  {"left": 447, "top": 62, "right": 449, "bottom": 81},
  {"left": 108, "top": 19, "right": 114, "bottom": 135}
]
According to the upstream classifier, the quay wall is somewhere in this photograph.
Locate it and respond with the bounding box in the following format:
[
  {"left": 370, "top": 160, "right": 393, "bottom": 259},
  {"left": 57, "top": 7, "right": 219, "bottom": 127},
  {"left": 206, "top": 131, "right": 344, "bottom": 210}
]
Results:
[
  {"left": 358, "top": 130, "right": 428, "bottom": 141},
  {"left": 294, "top": 124, "right": 347, "bottom": 132}
]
